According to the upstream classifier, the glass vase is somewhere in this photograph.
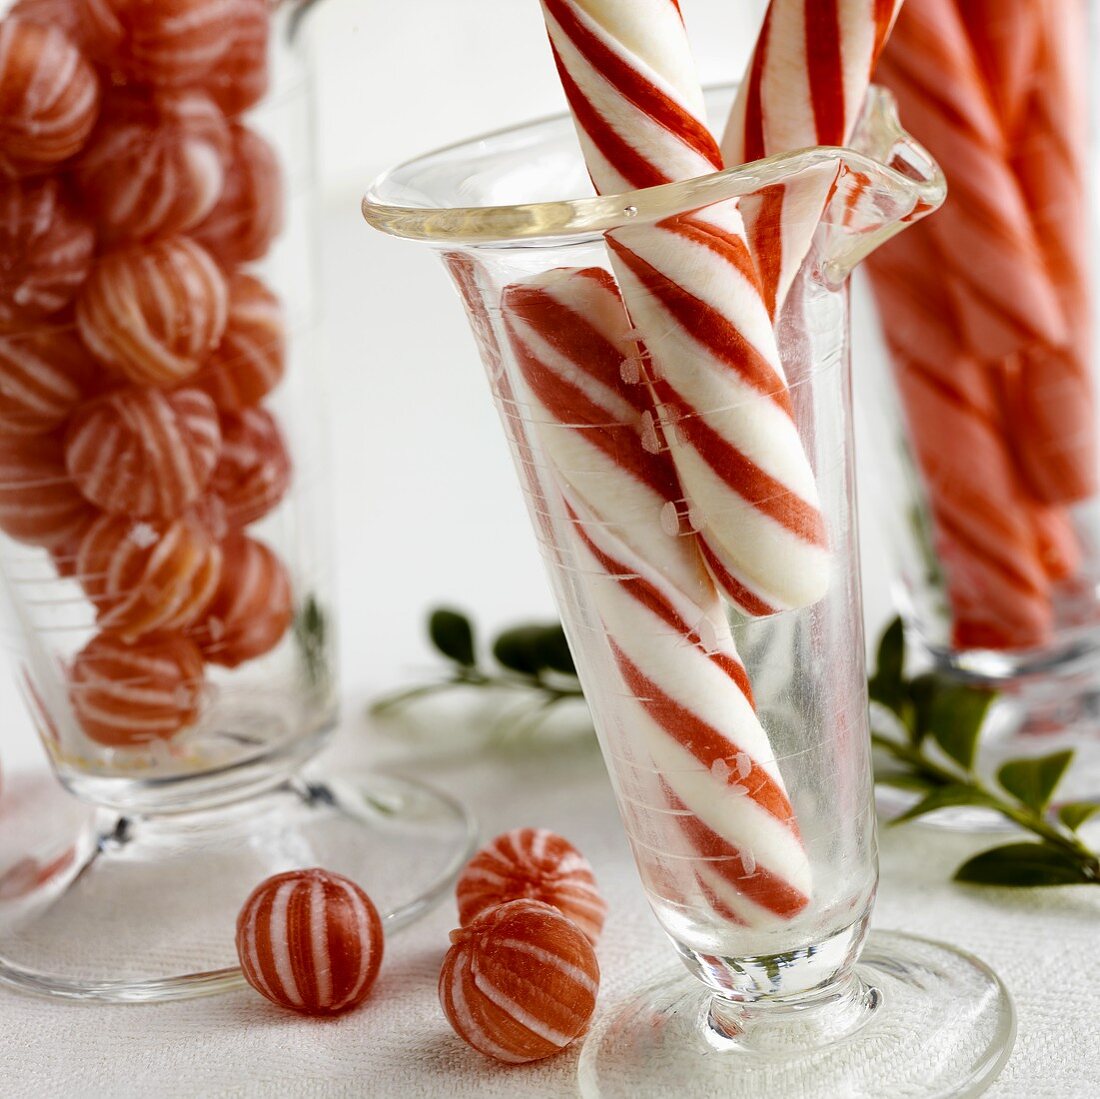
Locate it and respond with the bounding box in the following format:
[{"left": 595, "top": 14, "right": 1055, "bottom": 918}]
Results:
[
  {"left": 363, "top": 87, "right": 1016, "bottom": 1097},
  {"left": 858, "top": 0, "right": 1100, "bottom": 809},
  {"left": 0, "top": 0, "right": 474, "bottom": 1002}
]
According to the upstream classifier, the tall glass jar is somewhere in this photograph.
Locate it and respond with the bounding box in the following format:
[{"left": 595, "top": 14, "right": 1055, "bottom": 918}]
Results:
[
  {"left": 0, "top": 0, "right": 473, "bottom": 1002},
  {"left": 857, "top": 0, "right": 1100, "bottom": 802}
]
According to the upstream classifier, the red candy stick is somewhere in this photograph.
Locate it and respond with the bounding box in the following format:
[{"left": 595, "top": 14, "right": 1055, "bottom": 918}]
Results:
[
  {"left": 236, "top": 868, "right": 384, "bottom": 1016},
  {"left": 192, "top": 533, "right": 292, "bottom": 667},
  {"left": 212, "top": 406, "right": 291, "bottom": 529},
  {"left": 456, "top": 828, "right": 606, "bottom": 947},
  {"left": 69, "top": 631, "right": 204, "bottom": 747},
  {"left": 439, "top": 899, "right": 599, "bottom": 1065},
  {"left": 0, "top": 433, "right": 94, "bottom": 550},
  {"left": 0, "top": 327, "right": 94, "bottom": 436},
  {"left": 0, "top": 18, "right": 99, "bottom": 177},
  {"left": 0, "top": 177, "right": 94, "bottom": 325},
  {"left": 65, "top": 387, "right": 222, "bottom": 519},
  {"left": 208, "top": 0, "right": 269, "bottom": 117},
  {"left": 76, "top": 88, "right": 231, "bottom": 245}
]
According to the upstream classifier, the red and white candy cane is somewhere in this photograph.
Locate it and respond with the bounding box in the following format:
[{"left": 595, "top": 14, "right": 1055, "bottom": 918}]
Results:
[
  {"left": 539, "top": 0, "right": 829, "bottom": 618},
  {"left": 503, "top": 267, "right": 810, "bottom": 927},
  {"left": 722, "top": 0, "right": 904, "bottom": 316}
]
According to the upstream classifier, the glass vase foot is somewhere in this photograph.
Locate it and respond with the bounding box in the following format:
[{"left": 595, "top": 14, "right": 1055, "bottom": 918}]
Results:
[
  {"left": 0, "top": 769, "right": 477, "bottom": 1003},
  {"left": 577, "top": 931, "right": 1015, "bottom": 1099}
]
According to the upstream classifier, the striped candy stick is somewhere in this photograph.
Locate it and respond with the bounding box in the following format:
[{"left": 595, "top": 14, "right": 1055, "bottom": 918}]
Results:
[
  {"left": 503, "top": 267, "right": 811, "bottom": 927},
  {"left": 539, "top": 0, "right": 829, "bottom": 618},
  {"left": 721, "top": 0, "right": 904, "bottom": 317},
  {"left": 868, "top": 227, "right": 1054, "bottom": 650}
]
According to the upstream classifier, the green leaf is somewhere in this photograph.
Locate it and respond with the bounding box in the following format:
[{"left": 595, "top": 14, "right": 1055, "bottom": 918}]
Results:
[
  {"left": 492, "top": 625, "right": 546, "bottom": 675},
  {"left": 907, "top": 672, "right": 939, "bottom": 744},
  {"left": 954, "top": 842, "right": 1094, "bottom": 887},
  {"left": 890, "top": 784, "right": 998, "bottom": 825},
  {"left": 868, "top": 618, "right": 906, "bottom": 712},
  {"left": 1058, "top": 801, "right": 1100, "bottom": 832},
  {"left": 533, "top": 625, "right": 576, "bottom": 676},
  {"left": 428, "top": 608, "right": 476, "bottom": 667},
  {"left": 874, "top": 772, "right": 936, "bottom": 793},
  {"left": 920, "top": 682, "right": 995, "bottom": 772},
  {"left": 997, "top": 750, "right": 1074, "bottom": 814}
]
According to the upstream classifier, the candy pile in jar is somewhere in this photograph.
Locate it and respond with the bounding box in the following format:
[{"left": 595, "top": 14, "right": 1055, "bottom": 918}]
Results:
[{"left": 0, "top": 0, "right": 294, "bottom": 752}]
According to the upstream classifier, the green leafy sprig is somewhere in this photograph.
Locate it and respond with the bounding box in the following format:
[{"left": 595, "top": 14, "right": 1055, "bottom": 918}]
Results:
[
  {"left": 870, "top": 618, "right": 1100, "bottom": 887},
  {"left": 370, "top": 608, "right": 585, "bottom": 737}
]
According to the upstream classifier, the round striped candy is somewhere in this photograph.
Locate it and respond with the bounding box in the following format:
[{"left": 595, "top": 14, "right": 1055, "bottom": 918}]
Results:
[
  {"left": 65, "top": 386, "right": 222, "bottom": 519},
  {"left": 9, "top": 0, "right": 83, "bottom": 36},
  {"left": 76, "top": 87, "right": 231, "bottom": 245},
  {"left": 69, "top": 631, "right": 204, "bottom": 747},
  {"left": 236, "top": 868, "right": 384, "bottom": 1017},
  {"left": 191, "top": 273, "right": 285, "bottom": 411},
  {"left": 0, "top": 326, "right": 94, "bottom": 435},
  {"left": 77, "top": 512, "right": 222, "bottom": 640},
  {"left": 212, "top": 406, "right": 291, "bottom": 529},
  {"left": 0, "top": 433, "right": 94, "bottom": 549},
  {"left": 191, "top": 533, "right": 292, "bottom": 667},
  {"left": 439, "top": 899, "right": 599, "bottom": 1064},
  {"left": 0, "top": 18, "right": 99, "bottom": 177},
  {"left": 76, "top": 237, "right": 228, "bottom": 386},
  {"left": 208, "top": 0, "right": 269, "bottom": 117},
  {"left": 0, "top": 177, "right": 95, "bottom": 325},
  {"left": 456, "top": 829, "right": 606, "bottom": 947},
  {"left": 79, "top": 0, "right": 235, "bottom": 88},
  {"left": 192, "top": 123, "right": 283, "bottom": 268}
]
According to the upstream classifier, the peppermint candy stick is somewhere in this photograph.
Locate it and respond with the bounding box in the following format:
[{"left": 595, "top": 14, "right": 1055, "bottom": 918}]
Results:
[
  {"left": 540, "top": 0, "right": 829, "bottom": 617},
  {"left": 722, "top": 0, "right": 904, "bottom": 316},
  {"left": 504, "top": 267, "right": 811, "bottom": 927}
]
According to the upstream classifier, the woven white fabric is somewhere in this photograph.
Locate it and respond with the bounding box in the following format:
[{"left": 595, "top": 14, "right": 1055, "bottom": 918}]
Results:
[{"left": 1, "top": 718, "right": 1098, "bottom": 1099}]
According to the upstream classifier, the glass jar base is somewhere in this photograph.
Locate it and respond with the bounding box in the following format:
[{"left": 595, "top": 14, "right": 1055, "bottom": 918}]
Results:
[
  {"left": 577, "top": 931, "right": 1015, "bottom": 1099},
  {"left": 0, "top": 770, "right": 477, "bottom": 1003}
]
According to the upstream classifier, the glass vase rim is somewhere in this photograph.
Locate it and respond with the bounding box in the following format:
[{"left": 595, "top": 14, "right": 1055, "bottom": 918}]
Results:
[{"left": 361, "top": 83, "right": 945, "bottom": 247}]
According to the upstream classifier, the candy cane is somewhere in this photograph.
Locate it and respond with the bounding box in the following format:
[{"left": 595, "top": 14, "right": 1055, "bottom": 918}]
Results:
[
  {"left": 503, "top": 266, "right": 811, "bottom": 927},
  {"left": 722, "top": 0, "right": 904, "bottom": 316},
  {"left": 539, "top": 0, "right": 829, "bottom": 618}
]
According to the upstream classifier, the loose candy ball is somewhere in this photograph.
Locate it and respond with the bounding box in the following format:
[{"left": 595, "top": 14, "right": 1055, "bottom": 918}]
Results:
[
  {"left": 77, "top": 512, "right": 222, "bottom": 640},
  {"left": 0, "top": 19, "right": 99, "bottom": 177},
  {"left": 0, "top": 433, "right": 94, "bottom": 549},
  {"left": 66, "top": 386, "right": 221, "bottom": 518},
  {"left": 0, "top": 177, "right": 95, "bottom": 325},
  {"left": 208, "top": 0, "right": 269, "bottom": 117},
  {"left": 439, "top": 899, "right": 600, "bottom": 1064},
  {"left": 212, "top": 406, "right": 291, "bottom": 528},
  {"left": 192, "top": 273, "right": 285, "bottom": 411},
  {"left": 236, "top": 868, "right": 384, "bottom": 1016},
  {"left": 69, "top": 631, "right": 204, "bottom": 747},
  {"left": 0, "top": 326, "right": 94, "bottom": 435},
  {"left": 192, "top": 124, "right": 283, "bottom": 268},
  {"left": 79, "top": 0, "right": 235, "bottom": 88},
  {"left": 76, "top": 88, "right": 231, "bottom": 245},
  {"left": 76, "top": 237, "right": 228, "bottom": 386},
  {"left": 191, "top": 533, "right": 291, "bottom": 667},
  {"left": 457, "top": 829, "right": 607, "bottom": 947}
]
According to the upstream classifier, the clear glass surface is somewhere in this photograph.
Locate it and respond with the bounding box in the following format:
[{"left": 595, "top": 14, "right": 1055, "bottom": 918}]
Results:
[{"left": 364, "top": 87, "right": 1015, "bottom": 1096}]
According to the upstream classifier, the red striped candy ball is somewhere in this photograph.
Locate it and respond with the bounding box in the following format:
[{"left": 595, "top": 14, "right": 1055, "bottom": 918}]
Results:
[
  {"left": 79, "top": 0, "right": 234, "bottom": 88},
  {"left": 65, "top": 386, "right": 222, "bottom": 519},
  {"left": 77, "top": 512, "right": 222, "bottom": 640},
  {"left": 0, "top": 177, "right": 95, "bottom": 325},
  {"left": 236, "top": 868, "right": 384, "bottom": 1016},
  {"left": 187, "top": 491, "right": 228, "bottom": 542},
  {"left": 0, "top": 19, "right": 99, "bottom": 177},
  {"left": 0, "top": 433, "right": 94, "bottom": 549},
  {"left": 212, "top": 406, "right": 291, "bottom": 529},
  {"left": 9, "top": 0, "right": 82, "bottom": 36},
  {"left": 191, "top": 533, "right": 291, "bottom": 667},
  {"left": 192, "top": 124, "right": 283, "bottom": 268},
  {"left": 76, "top": 88, "right": 231, "bottom": 245},
  {"left": 208, "top": 0, "right": 269, "bottom": 117},
  {"left": 76, "top": 237, "right": 228, "bottom": 386},
  {"left": 192, "top": 273, "right": 285, "bottom": 411},
  {"left": 440, "top": 899, "right": 599, "bottom": 1064},
  {"left": 69, "top": 631, "right": 204, "bottom": 747},
  {"left": 457, "top": 829, "right": 607, "bottom": 947},
  {"left": 0, "top": 326, "right": 94, "bottom": 435}
]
